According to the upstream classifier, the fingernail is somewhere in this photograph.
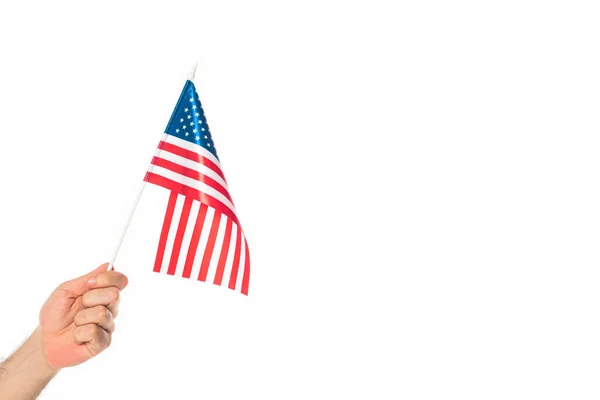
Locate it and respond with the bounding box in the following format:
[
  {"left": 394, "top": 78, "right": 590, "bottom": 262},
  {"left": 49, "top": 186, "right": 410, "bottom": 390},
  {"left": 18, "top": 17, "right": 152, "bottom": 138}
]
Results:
[{"left": 88, "top": 277, "right": 97, "bottom": 285}]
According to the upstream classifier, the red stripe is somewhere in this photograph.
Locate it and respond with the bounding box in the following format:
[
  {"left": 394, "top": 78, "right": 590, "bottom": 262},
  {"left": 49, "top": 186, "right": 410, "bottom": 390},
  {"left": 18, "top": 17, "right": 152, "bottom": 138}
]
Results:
[
  {"left": 166, "top": 197, "right": 193, "bottom": 275},
  {"left": 182, "top": 203, "right": 208, "bottom": 279},
  {"left": 153, "top": 191, "right": 178, "bottom": 273},
  {"left": 198, "top": 210, "right": 221, "bottom": 282},
  {"left": 228, "top": 227, "right": 242, "bottom": 290},
  {"left": 241, "top": 237, "right": 250, "bottom": 296},
  {"left": 213, "top": 218, "right": 233, "bottom": 285},
  {"left": 158, "top": 141, "right": 226, "bottom": 181},
  {"left": 145, "top": 172, "right": 239, "bottom": 225},
  {"left": 151, "top": 156, "right": 233, "bottom": 203}
]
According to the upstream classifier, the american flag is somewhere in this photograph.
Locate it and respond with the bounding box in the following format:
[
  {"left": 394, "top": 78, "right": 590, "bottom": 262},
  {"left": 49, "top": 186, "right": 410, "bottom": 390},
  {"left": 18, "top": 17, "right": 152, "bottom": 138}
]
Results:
[{"left": 144, "top": 80, "right": 250, "bottom": 295}]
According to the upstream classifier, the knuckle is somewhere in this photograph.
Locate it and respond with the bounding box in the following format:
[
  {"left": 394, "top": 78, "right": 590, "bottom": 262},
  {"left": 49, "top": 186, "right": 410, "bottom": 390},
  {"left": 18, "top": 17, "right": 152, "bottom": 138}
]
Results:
[
  {"left": 102, "top": 334, "right": 112, "bottom": 350},
  {"left": 81, "top": 292, "right": 92, "bottom": 307},
  {"left": 109, "top": 287, "right": 120, "bottom": 302},
  {"left": 98, "top": 306, "right": 110, "bottom": 321},
  {"left": 92, "top": 325, "right": 104, "bottom": 340},
  {"left": 74, "top": 311, "right": 86, "bottom": 325},
  {"left": 88, "top": 324, "right": 98, "bottom": 335},
  {"left": 78, "top": 324, "right": 95, "bottom": 340},
  {"left": 100, "top": 330, "right": 111, "bottom": 347}
]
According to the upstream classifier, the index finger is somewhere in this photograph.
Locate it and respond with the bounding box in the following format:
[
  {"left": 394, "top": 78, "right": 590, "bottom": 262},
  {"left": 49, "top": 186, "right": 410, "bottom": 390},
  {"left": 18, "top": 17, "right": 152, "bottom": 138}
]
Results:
[{"left": 90, "top": 271, "right": 129, "bottom": 291}]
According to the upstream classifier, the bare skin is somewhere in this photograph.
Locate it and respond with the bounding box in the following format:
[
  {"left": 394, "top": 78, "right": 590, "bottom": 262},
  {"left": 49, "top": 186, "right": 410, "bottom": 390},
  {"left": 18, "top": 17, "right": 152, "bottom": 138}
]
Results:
[{"left": 0, "top": 263, "right": 128, "bottom": 399}]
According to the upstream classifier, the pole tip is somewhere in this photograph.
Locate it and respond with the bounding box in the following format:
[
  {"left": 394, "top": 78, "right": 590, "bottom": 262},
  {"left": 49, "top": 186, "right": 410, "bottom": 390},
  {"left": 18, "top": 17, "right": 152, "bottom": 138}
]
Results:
[{"left": 187, "top": 62, "right": 198, "bottom": 81}]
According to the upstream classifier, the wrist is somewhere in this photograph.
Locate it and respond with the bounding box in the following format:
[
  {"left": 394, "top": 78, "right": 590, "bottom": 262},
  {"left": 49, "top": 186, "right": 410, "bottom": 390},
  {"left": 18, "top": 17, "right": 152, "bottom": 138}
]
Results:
[
  {"left": 31, "top": 327, "right": 61, "bottom": 377},
  {"left": 0, "top": 328, "right": 60, "bottom": 398}
]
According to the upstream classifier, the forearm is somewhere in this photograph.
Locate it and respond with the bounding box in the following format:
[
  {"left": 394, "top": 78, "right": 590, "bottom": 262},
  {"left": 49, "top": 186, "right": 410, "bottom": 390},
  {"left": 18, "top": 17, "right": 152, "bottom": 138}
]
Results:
[{"left": 0, "top": 328, "right": 59, "bottom": 400}]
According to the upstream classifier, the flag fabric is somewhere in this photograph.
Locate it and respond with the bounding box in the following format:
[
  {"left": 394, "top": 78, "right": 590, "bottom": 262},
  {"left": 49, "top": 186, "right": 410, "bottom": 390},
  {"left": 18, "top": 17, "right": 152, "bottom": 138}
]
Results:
[{"left": 144, "top": 80, "right": 250, "bottom": 295}]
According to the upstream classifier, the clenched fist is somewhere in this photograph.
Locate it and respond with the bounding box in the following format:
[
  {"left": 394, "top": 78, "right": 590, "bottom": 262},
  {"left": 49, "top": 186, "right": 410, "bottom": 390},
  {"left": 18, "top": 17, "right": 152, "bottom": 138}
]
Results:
[{"left": 39, "top": 263, "right": 128, "bottom": 368}]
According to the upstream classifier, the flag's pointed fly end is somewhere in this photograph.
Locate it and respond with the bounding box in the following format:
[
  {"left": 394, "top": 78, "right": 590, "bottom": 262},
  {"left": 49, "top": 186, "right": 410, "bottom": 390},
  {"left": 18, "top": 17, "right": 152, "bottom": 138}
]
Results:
[{"left": 187, "top": 62, "right": 198, "bottom": 81}]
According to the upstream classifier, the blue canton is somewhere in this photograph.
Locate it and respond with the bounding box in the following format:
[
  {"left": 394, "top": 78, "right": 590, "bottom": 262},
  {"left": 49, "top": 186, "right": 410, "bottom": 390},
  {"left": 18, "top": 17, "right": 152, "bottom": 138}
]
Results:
[{"left": 165, "top": 80, "right": 218, "bottom": 160}]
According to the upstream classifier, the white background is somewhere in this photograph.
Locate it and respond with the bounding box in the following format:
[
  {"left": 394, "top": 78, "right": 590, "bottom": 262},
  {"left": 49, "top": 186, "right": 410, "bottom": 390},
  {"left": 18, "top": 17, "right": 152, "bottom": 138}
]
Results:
[{"left": 0, "top": 1, "right": 599, "bottom": 399}]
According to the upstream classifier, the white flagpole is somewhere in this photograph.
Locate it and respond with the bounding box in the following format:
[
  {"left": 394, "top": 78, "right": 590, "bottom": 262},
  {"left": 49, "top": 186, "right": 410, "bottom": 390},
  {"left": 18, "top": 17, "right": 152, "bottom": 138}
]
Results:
[
  {"left": 107, "top": 137, "right": 164, "bottom": 270},
  {"left": 108, "top": 63, "right": 198, "bottom": 270},
  {"left": 188, "top": 61, "right": 198, "bottom": 80}
]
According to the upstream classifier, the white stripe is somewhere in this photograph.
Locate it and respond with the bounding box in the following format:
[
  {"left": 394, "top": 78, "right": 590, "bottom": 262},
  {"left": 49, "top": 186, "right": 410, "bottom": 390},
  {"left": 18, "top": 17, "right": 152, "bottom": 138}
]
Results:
[
  {"left": 161, "top": 193, "right": 185, "bottom": 274},
  {"left": 156, "top": 149, "right": 229, "bottom": 191},
  {"left": 205, "top": 213, "right": 227, "bottom": 285},
  {"left": 164, "top": 134, "right": 222, "bottom": 168},
  {"left": 173, "top": 199, "right": 200, "bottom": 277},
  {"left": 188, "top": 207, "right": 215, "bottom": 281},
  {"left": 151, "top": 165, "right": 236, "bottom": 213},
  {"left": 234, "top": 234, "right": 246, "bottom": 291},
  {"left": 221, "top": 223, "right": 237, "bottom": 288}
]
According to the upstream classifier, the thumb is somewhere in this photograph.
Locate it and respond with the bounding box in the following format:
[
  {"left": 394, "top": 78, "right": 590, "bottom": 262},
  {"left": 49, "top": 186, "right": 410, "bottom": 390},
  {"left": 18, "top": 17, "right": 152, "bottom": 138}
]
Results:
[{"left": 59, "top": 262, "right": 110, "bottom": 297}]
